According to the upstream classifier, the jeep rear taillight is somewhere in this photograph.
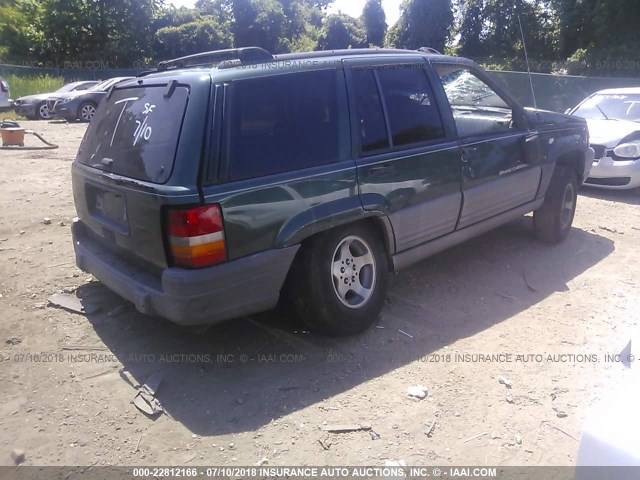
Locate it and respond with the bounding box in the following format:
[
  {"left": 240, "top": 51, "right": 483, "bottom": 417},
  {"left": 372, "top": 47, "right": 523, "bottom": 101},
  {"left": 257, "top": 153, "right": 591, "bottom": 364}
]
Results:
[{"left": 166, "top": 204, "right": 227, "bottom": 268}]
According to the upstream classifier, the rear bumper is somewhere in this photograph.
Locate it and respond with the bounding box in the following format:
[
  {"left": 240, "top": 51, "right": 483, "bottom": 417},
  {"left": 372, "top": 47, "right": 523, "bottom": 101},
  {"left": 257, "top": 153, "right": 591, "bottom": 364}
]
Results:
[
  {"left": 0, "top": 100, "right": 13, "bottom": 112},
  {"left": 585, "top": 156, "right": 640, "bottom": 189},
  {"left": 72, "top": 220, "right": 299, "bottom": 326}
]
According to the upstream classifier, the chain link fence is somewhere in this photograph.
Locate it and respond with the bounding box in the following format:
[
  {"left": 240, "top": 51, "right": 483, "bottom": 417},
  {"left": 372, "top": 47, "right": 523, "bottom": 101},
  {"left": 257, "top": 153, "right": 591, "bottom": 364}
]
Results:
[
  {"left": 0, "top": 63, "right": 143, "bottom": 82},
  {"left": 489, "top": 70, "right": 640, "bottom": 113}
]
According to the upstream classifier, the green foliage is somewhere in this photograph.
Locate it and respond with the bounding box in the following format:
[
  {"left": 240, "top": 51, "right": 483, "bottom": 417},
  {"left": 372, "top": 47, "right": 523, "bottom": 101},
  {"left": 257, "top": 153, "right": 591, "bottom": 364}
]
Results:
[
  {"left": 2, "top": 0, "right": 639, "bottom": 78},
  {"left": 0, "top": 0, "right": 45, "bottom": 59},
  {"left": 388, "top": 0, "right": 453, "bottom": 52},
  {"left": 361, "top": 0, "right": 386, "bottom": 47},
  {"left": 155, "top": 17, "right": 233, "bottom": 59},
  {"left": 456, "top": 0, "right": 558, "bottom": 65},
  {"left": 317, "top": 13, "right": 367, "bottom": 50},
  {"left": 551, "top": 0, "right": 640, "bottom": 75},
  {"left": 4, "top": 73, "right": 64, "bottom": 98}
]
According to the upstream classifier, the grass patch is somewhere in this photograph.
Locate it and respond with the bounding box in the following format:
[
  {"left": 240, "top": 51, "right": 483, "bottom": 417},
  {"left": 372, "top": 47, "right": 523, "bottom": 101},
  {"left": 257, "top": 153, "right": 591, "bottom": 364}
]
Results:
[{"left": 5, "top": 73, "right": 65, "bottom": 99}]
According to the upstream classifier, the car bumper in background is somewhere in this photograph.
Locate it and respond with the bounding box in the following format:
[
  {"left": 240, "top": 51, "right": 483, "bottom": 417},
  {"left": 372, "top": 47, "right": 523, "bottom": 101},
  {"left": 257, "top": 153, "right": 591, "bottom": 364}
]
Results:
[
  {"left": 584, "top": 156, "right": 640, "bottom": 189},
  {"left": 71, "top": 220, "right": 299, "bottom": 326},
  {"left": 13, "top": 103, "right": 36, "bottom": 117},
  {"left": 0, "top": 99, "right": 14, "bottom": 113},
  {"left": 51, "top": 103, "right": 77, "bottom": 120}
]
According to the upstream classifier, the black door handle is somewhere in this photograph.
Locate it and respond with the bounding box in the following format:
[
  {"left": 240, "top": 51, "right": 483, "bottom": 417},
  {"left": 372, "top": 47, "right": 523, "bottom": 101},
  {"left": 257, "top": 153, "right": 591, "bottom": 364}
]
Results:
[{"left": 369, "top": 163, "right": 395, "bottom": 177}]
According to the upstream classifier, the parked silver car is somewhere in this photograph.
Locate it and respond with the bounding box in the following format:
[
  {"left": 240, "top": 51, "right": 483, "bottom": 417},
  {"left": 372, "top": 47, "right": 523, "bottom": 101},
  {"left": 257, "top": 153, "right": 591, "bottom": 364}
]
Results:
[
  {"left": 569, "top": 88, "right": 640, "bottom": 190},
  {"left": 0, "top": 77, "right": 13, "bottom": 112}
]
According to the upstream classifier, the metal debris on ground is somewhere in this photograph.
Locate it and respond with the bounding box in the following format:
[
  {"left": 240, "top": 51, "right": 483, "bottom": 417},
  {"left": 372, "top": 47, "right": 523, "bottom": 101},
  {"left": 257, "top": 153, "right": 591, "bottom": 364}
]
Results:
[
  {"left": 407, "top": 385, "right": 428, "bottom": 400},
  {"left": 107, "top": 304, "right": 130, "bottom": 317},
  {"left": 48, "top": 293, "right": 100, "bottom": 315},
  {"left": 599, "top": 226, "right": 623, "bottom": 235},
  {"left": 320, "top": 423, "right": 372, "bottom": 433},
  {"left": 11, "top": 449, "right": 26, "bottom": 465},
  {"left": 522, "top": 270, "right": 539, "bottom": 292},
  {"left": 425, "top": 420, "right": 436, "bottom": 437},
  {"left": 464, "top": 432, "right": 488, "bottom": 443},
  {"left": 318, "top": 437, "right": 333, "bottom": 450},
  {"left": 498, "top": 376, "right": 513, "bottom": 388},
  {"left": 133, "top": 372, "right": 165, "bottom": 417}
]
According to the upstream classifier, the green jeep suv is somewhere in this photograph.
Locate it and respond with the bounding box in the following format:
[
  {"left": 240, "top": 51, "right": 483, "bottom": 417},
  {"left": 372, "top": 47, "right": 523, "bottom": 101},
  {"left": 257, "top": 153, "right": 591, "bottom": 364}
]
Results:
[{"left": 71, "top": 47, "right": 594, "bottom": 335}]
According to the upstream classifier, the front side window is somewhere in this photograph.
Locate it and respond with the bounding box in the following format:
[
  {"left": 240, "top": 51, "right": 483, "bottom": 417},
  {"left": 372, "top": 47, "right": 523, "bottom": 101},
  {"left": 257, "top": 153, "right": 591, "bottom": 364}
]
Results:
[
  {"left": 436, "top": 64, "right": 514, "bottom": 137},
  {"left": 377, "top": 65, "right": 446, "bottom": 147},
  {"left": 229, "top": 70, "right": 341, "bottom": 181}
]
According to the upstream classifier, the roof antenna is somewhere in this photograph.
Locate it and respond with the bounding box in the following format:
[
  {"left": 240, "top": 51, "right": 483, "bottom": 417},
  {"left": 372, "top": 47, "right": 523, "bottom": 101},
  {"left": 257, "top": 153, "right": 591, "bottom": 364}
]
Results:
[{"left": 518, "top": 15, "right": 537, "bottom": 109}]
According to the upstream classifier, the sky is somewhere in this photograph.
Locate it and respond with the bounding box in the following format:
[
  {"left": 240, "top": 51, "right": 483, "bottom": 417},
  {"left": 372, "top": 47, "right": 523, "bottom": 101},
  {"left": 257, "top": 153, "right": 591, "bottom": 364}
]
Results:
[{"left": 168, "top": 0, "right": 403, "bottom": 26}]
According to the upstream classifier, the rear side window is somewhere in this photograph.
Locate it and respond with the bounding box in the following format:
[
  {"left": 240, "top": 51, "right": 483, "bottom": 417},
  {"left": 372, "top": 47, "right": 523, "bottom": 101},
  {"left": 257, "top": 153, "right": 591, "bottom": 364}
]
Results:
[
  {"left": 376, "top": 65, "right": 445, "bottom": 147},
  {"left": 352, "top": 68, "right": 390, "bottom": 153},
  {"left": 228, "top": 70, "right": 341, "bottom": 181},
  {"left": 77, "top": 86, "right": 188, "bottom": 184}
]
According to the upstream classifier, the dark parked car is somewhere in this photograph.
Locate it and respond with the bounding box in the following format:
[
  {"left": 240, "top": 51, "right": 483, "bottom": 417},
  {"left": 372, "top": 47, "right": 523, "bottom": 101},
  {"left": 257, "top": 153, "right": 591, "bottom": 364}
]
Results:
[
  {"left": 13, "top": 81, "right": 98, "bottom": 120},
  {"left": 71, "top": 47, "right": 594, "bottom": 336},
  {"left": 48, "top": 77, "right": 132, "bottom": 122}
]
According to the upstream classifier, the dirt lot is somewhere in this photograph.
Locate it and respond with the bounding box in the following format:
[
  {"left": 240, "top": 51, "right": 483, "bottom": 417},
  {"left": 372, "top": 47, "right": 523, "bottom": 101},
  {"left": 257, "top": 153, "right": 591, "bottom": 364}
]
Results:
[{"left": 1, "top": 120, "right": 639, "bottom": 468}]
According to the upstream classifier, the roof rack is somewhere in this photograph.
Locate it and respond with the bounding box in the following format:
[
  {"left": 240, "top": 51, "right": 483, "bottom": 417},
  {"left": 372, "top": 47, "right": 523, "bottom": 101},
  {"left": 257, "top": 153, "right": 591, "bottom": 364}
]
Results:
[
  {"left": 417, "top": 47, "right": 442, "bottom": 55},
  {"left": 157, "top": 47, "right": 273, "bottom": 72},
  {"left": 137, "top": 46, "right": 446, "bottom": 77}
]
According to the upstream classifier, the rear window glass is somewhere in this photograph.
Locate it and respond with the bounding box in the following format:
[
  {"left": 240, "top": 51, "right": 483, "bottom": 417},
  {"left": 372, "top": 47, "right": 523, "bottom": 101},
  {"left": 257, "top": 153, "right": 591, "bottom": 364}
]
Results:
[
  {"left": 352, "top": 68, "right": 390, "bottom": 153},
  {"left": 77, "top": 86, "right": 189, "bottom": 184},
  {"left": 228, "top": 69, "right": 341, "bottom": 181}
]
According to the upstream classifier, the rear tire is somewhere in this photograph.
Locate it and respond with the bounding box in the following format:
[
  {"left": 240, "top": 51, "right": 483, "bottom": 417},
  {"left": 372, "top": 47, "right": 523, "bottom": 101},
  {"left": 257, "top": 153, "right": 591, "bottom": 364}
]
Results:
[
  {"left": 285, "top": 223, "right": 388, "bottom": 336},
  {"left": 534, "top": 166, "right": 578, "bottom": 243}
]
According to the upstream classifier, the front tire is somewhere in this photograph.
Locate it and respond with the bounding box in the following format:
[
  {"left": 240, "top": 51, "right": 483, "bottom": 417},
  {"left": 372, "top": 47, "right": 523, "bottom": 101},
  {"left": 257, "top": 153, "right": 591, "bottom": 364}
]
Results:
[
  {"left": 534, "top": 166, "right": 578, "bottom": 243},
  {"left": 78, "top": 102, "right": 97, "bottom": 122},
  {"left": 35, "top": 102, "right": 51, "bottom": 120},
  {"left": 286, "top": 223, "right": 389, "bottom": 336}
]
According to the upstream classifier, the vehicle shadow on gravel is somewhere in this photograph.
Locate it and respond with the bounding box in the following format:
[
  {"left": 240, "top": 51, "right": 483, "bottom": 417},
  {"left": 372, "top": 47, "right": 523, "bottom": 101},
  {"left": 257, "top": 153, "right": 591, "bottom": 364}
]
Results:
[
  {"left": 579, "top": 186, "right": 640, "bottom": 205},
  {"left": 78, "top": 217, "right": 614, "bottom": 436}
]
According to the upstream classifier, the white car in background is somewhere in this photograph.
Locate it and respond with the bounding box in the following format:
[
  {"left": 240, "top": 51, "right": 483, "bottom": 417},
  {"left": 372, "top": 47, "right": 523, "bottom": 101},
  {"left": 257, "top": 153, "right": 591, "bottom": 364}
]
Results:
[
  {"left": 0, "top": 77, "right": 13, "bottom": 112},
  {"left": 569, "top": 88, "right": 640, "bottom": 190},
  {"left": 576, "top": 333, "right": 640, "bottom": 478}
]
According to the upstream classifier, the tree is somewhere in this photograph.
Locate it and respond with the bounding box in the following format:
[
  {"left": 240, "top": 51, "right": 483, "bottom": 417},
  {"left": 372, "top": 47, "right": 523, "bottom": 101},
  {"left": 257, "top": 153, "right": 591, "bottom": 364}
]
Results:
[
  {"left": 29, "top": 0, "right": 159, "bottom": 67},
  {"left": 155, "top": 18, "right": 233, "bottom": 59},
  {"left": 0, "top": 0, "right": 44, "bottom": 59},
  {"left": 387, "top": 0, "right": 454, "bottom": 52},
  {"left": 456, "top": 0, "right": 484, "bottom": 57},
  {"left": 551, "top": 0, "right": 640, "bottom": 74},
  {"left": 231, "top": 0, "right": 287, "bottom": 52},
  {"left": 361, "top": 0, "right": 386, "bottom": 47},
  {"left": 455, "top": 0, "right": 559, "bottom": 68},
  {"left": 317, "top": 13, "right": 367, "bottom": 50}
]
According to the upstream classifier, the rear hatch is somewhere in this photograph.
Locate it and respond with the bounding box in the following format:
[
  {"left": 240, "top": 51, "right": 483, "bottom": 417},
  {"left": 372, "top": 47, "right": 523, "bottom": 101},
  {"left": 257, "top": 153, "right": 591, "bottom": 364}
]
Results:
[{"left": 72, "top": 73, "right": 212, "bottom": 272}]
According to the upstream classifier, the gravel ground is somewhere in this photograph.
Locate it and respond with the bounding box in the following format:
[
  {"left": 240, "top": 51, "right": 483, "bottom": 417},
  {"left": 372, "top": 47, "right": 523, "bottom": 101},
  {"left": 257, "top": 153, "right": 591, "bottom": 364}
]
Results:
[{"left": 0, "top": 120, "right": 639, "bottom": 467}]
